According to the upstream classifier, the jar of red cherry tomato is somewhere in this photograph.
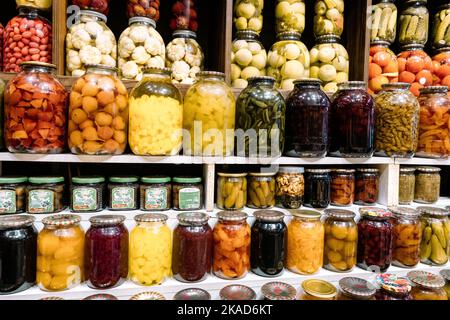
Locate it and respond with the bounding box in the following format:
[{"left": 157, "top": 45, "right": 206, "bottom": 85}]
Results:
[
  {"left": 170, "top": 0, "right": 198, "bottom": 32},
  {"left": 127, "top": 0, "right": 160, "bottom": 21},
  {"left": 71, "top": 0, "right": 110, "bottom": 15},
  {"left": 375, "top": 273, "right": 413, "bottom": 300},
  {"left": 354, "top": 168, "right": 379, "bottom": 205},
  {"left": 432, "top": 47, "right": 450, "bottom": 88},
  {"left": 368, "top": 41, "right": 399, "bottom": 94}
]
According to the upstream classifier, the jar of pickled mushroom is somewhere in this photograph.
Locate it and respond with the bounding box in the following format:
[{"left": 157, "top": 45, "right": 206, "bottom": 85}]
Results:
[
  {"left": 172, "top": 212, "right": 213, "bottom": 283},
  {"left": 231, "top": 30, "right": 267, "bottom": 89},
  {"left": 275, "top": 166, "right": 304, "bottom": 209},
  {"left": 440, "top": 270, "right": 450, "bottom": 299},
  {"left": 399, "top": 167, "right": 416, "bottom": 205},
  {"left": 166, "top": 30, "right": 204, "bottom": 84},
  {"left": 368, "top": 41, "right": 399, "bottom": 94},
  {"left": 408, "top": 271, "right": 448, "bottom": 300},
  {"left": 65, "top": 10, "right": 117, "bottom": 77},
  {"left": 338, "top": 277, "right": 377, "bottom": 300},
  {"left": 4, "top": 62, "right": 67, "bottom": 153},
  {"left": 127, "top": 0, "right": 160, "bottom": 21},
  {"left": 234, "top": 0, "right": 264, "bottom": 34},
  {"left": 323, "top": 209, "right": 358, "bottom": 272},
  {"left": 370, "top": 0, "right": 397, "bottom": 44},
  {"left": 170, "top": 0, "right": 198, "bottom": 31},
  {"left": 0, "top": 176, "right": 27, "bottom": 214},
  {"left": 72, "top": 0, "right": 109, "bottom": 15},
  {"left": 183, "top": 71, "right": 236, "bottom": 156},
  {"left": 330, "top": 169, "right": 355, "bottom": 207},
  {"left": 374, "top": 83, "right": 420, "bottom": 157},
  {"left": 266, "top": 32, "right": 310, "bottom": 90},
  {"left": 108, "top": 176, "right": 139, "bottom": 211},
  {"left": 27, "top": 176, "right": 65, "bottom": 214},
  {"left": 304, "top": 169, "right": 331, "bottom": 208},
  {"left": 235, "top": 76, "right": 286, "bottom": 157},
  {"left": 118, "top": 17, "right": 165, "bottom": 81},
  {"left": 217, "top": 173, "right": 247, "bottom": 211},
  {"left": 3, "top": 7, "right": 52, "bottom": 72},
  {"left": 398, "top": 0, "right": 429, "bottom": 46},
  {"left": 85, "top": 215, "right": 128, "bottom": 289},
  {"left": 261, "top": 282, "right": 297, "bottom": 301},
  {"left": 251, "top": 210, "right": 286, "bottom": 277},
  {"left": 275, "top": 0, "right": 305, "bottom": 34},
  {"left": 129, "top": 67, "right": 183, "bottom": 156},
  {"left": 70, "top": 176, "right": 105, "bottom": 213},
  {"left": 286, "top": 210, "right": 324, "bottom": 275},
  {"left": 37, "top": 215, "right": 84, "bottom": 292},
  {"left": 299, "top": 279, "right": 337, "bottom": 300},
  {"left": 173, "top": 176, "right": 203, "bottom": 210},
  {"left": 432, "top": 48, "right": 450, "bottom": 87},
  {"left": 247, "top": 172, "right": 276, "bottom": 209},
  {"left": 375, "top": 273, "right": 413, "bottom": 300},
  {"left": 285, "top": 79, "right": 330, "bottom": 158},
  {"left": 139, "top": 176, "right": 171, "bottom": 211},
  {"left": 355, "top": 168, "right": 379, "bottom": 205},
  {"left": 129, "top": 214, "right": 172, "bottom": 285},
  {"left": 313, "top": 0, "right": 344, "bottom": 37},
  {"left": 414, "top": 167, "right": 441, "bottom": 204},
  {"left": 213, "top": 211, "right": 250, "bottom": 280},
  {"left": 0, "top": 215, "right": 36, "bottom": 295}
]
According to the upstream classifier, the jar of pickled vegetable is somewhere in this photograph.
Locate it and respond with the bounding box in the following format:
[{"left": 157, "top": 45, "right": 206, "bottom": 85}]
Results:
[
  {"left": 399, "top": 167, "right": 416, "bottom": 205},
  {"left": 285, "top": 79, "right": 330, "bottom": 158},
  {"left": 129, "top": 67, "right": 183, "bottom": 156},
  {"left": 432, "top": 4, "right": 450, "bottom": 49},
  {"left": 37, "top": 214, "right": 84, "bottom": 292},
  {"left": 127, "top": 0, "right": 160, "bottom": 21},
  {"left": 266, "top": 32, "right": 310, "bottom": 90},
  {"left": 408, "top": 271, "right": 448, "bottom": 300},
  {"left": 330, "top": 169, "right": 355, "bottom": 207},
  {"left": 170, "top": 0, "right": 198, "bottom": 31},
  {"left": 247, "top": 172, "right": 276, "bottom": 209},
  {"left": 140, "top": 176, "right": 171, "bottom": 211},
  {"left": 299, "top": 279, "right": 337, "bottom": 300},
  {"left": 70, "top": 176, "right": 105, "bottom": 213},
  {"left": 399, "top": 0, "right": 429, "bottom": 46},
  {"left": 27, "top": 176, "right": 65, "bottom": 214},
  {"left": 275, "top": 0, "right": 305, "bottom": 34},
  {"left": 108, "top": 176, "right": 139, "bottom": 211},
  {"left": 235, "top": 76, "right": 286, "bottom": 157},
  {"left": 72, "top": 0, "right": 109, "bottom": 15},
  {"left": 217, "top": 173, "right": 247, "bottom": 211},
  {"left": 414, "top": 167, "right": 441, "bottom": 203},
  {"left": 286, "top": 210, "right": 324, "bottom": 275},
  {"left": 85, "top": 215, "right": 128, "bottom": 289},
  {"left": 213, "top": 211, "right": 250, "bottom": 280},
  {"left": 355, "top": 168, "right": 379, "bottom": 205},
  {"left": 5, "top": 62, "right": 67, "bottom": 153},
  {"left": 275, "top": 166, "right": 304, "bottom": 209},
  {"left": 173, "top": 176, "right": 203, "bottom": 210},
  {"left": 129, "top": 214, "right": 171, "bottom": 285},
  {"left": 375, "top": 273, "right": 413, "bottom": 300},
  {"left": 370, "top": 0, "right": 397, "bottom": 44},
  {"left": 0, "top": 176, "right": 27, "bottom": 214},
  {"left": 432, "top": 48, "right": 450, "bottom": 87},
  {"left": 440, "top": 270, "right": 450, "bottom": 299},
  {"left": 338, "top": 277, "right": 377, "bottom": 300},
  {"left": 313, "top": 0, "right": 344, "bottom": 37},
  {"left": 323, "top": 209, "right": 358, "bottom": 272},
  {"left": 368, "top": 42, "right": 399, "bottom": 94},
  {"left": 234, "top": 0, "right": 264, "bottom": 34},
  {"left": 304, "top": 169, "right": 331, "bottom": 208}
]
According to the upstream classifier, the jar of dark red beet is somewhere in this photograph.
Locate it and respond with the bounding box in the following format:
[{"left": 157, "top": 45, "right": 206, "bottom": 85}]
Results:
[
  {"left": 85, "top": 215, "right": 129, "bottom": 289},
  {"left": 375, "top": 273, "right": 413, "bottom": 300},
  {"left": 355, "top": 168, "right": 379, "bottom": 205},
  {"left": 172, "top": 212, "right": 213, "bottom": 283}
]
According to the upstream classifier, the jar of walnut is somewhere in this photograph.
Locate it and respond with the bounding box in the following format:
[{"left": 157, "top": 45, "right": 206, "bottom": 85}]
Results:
[{"left": 276, "top": 167, "right": 304, "bottom": 209}]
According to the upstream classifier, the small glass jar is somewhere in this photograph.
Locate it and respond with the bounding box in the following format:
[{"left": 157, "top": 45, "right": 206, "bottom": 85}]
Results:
[
  {"left": 126, "top": 0, "right": 160, "bottom": 21},
  {"left": 140, "top": 176, "right": 171, "bottom": 211},
  {"left": 414, "top": 166, "right": 441, "bottom": 204},
  {"left": 170, "top": 0, "right": 198, "bottom": 31},
  {"left": 432, "top": 48, "right": 450, "bottom": 87},
  {"left": 399, "top": 167, "right": 416, "bottom": 205},
  {"left": 261, "top": 282, "right": 297, "bottom": 301},
  {"left": 37, "top": 215, "right": 84, "bottom": 292},
  {"left": 330, "top": 169, "right": 355, "bottom": 207},
  {"left": 355, "top": 168, "right": 379, "bottom": 205},
  {"left": 70, "top": 176, "right": 105, "bottom": 213},
  {"left": 247, "top": 172, "right": 276, "bottom": 209},
  {"left": 234, "top": 0, "right": 264, "bottom": 34},
  {"left": 26, "top": 176, "right": 65, "bottom": 214},
  {"left": 375, "top": 273, "right": 413, "bottom": 300},
  {"left": 172, "top": 213, "right": 213, "bottom": 283},
  {"left": 368, "top": 42, "right": 399, "bottom": 94},
  {"left": 213, "top": 211, "right": 250, "bottom": 280},
  {"left": 0, "top": 216, "right": 37, "bottom": 295},
  {"left": 85, "top": 215, "right": 128, "bottom": 289},
  {"left": 299, "top": 279, "right": 337, "bottom": 300},
  {"left": 304, "top": 169, "right": 331, "bottom": 208},
  {"left": 72, "top": 0, "right": 109, "bottom": 14},
  {"left": 440, "top": 270, "right": 450, "bottom": 299},
  {"left": 398, "top": 0, "right": 429, "bottom": 46},
  {"left": 0, "top": 176, "right": 27, "bottom": 214},
  {"left": 338, "top": 277, "right": 377, "bottom": 300},
  {"left": 108, "top": 176, "right": 139, "bottom": 211},
  {"left": 275, "top": 166, "right": 304, "bottom": 209},
  {"left": 172, "top": 176, "right": 203, "bottom": 210},
  {"left": 217, "top": 173, "right": 247, "bottom": 211},
  {"left": 220, "top": 284, "right": 256, "bottom": 300},
  {"left": 432, "top": 4, "right": 450, "bottom": 48},
  {"left": 275, "top": 0, "right": 305, "bottom": 34},
  {"left": 408, "top": 270, "right": 448, "bottom": 300},
  {"left": 250, "top": 210, "right": 287, "bottom": 277},
  {"left": 370, "top": 0, "right": 397, "bottom": 44},
  {"left": 313, "top": 0, "right": 344, "bottom": 37}
]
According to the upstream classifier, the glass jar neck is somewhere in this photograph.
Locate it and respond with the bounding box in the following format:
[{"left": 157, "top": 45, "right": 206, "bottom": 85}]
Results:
[
  {"left": 219, "top": 219, "right": 246, "bottom": 226},
  {"left": 248, "top": 78, "right": 275, "bottom": 88},
  {"left": 382, "top": 84, "right": 410, "bottom": 92},
  {"left": 338, "top": 82, "right": 366, "bottom": 91},
  {"left": 91, "top": 222, "right": 123, "bottom": 228},
  {"left": 80, "top": 12, "right": 106, "bottom": 23},
  {"left": 294, "top": 216, "right": 320, "bottom": 223},
  {"left": 197, "top": 74, "right": 225, "bottom": 82},
  {"left": 294, "top": 82, "right": 321, "bottom": 90},
  {"left": 236, "top": 32, "right": 258, "bottom": 41},
  {"left": 420, "top": 92, "right": 448, "bottom": 98},
  {"left": 383, "top": 289, "right": 410, "bottom": 298},
  {"left": 179, "top": 221, "right": 208, "bottom": 227},
  {"left": 86, "top": 66, "right": 117, "bottom": 77},
  {"left": 143, "top": 73, "right": 171, "bottom": 82},
  {"left": 137, "top": 221, "right": 166, "bottom": 228},
  {"left": 44, "top": 223, "right": 80, "bottom": 230},
  {"left": 22, "top": 65, "right": 56, "bottom": 75},
  {"left": 18, "top": 6, "right": 40, "bottom": 17}
]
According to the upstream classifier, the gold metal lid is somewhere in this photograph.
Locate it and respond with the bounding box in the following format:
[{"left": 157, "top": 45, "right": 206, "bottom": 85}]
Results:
[{"left": 301, "top": 279, "right": 337, "bottom": 299}]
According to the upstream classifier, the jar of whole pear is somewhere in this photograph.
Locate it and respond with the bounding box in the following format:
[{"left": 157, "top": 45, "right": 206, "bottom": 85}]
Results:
[
  {"left": 313, "top": 0, "right": 344, "bottom": 37},
  {"left": 275, "top": 0, "right": 305, "bottom": 35}
]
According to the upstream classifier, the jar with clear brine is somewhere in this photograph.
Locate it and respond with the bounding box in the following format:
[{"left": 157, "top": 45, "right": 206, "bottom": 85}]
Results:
[
  {"left": 355, "top": 168, "right": 379, "bottom": 205},
  {"left": 234, "top": 0, "right": 264, "bottom": 34},
  {"left": 275, "top": 166, "right": 304, "bottom": 209},
  {"left": 414, "top": 167, "right": 440, "bottom": 203},
  {"left": 313, "top": 0, "right": 344, "bottom": 37},
  {"left": 370, "top": 0, "right": 397, "bottom": 44},
  {"left": 0, "top": 176, "right": 27, "bottom": 214},
  {"left": 408, "top": 271, "right": 448, "bottom": 300},
  {"left": 247, "top": 172, "right": 276, "bottom": 209},
  {"left": 275, "top": 0, "right": 305, "bottom": 34},
  {"left": 304, "top": 169, "right": 331, "bottom": 208},
  {"left": 432, "top": 4, "right": 450, "bottom": 48},
  {"left": 27, "top": 177, "right": 65, "bottom": 214},
  {"left": 368, "top": 42, "right": 399, "bottom": 95},
  {"left": 398, "top": 0, "right": 429, "bottom": 45},
  {"left": 399, "top": 167, "right": 415, "bottom": 205},
  {"left": 330, "top": 169, "right": 355, "bottom": 207},
  {"left": 217, "top": 173, "right": 247, "bottom": 211}
]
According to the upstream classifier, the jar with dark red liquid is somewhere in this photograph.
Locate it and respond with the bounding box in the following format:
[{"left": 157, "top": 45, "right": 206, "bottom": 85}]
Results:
[
  {"left": 304, "top": 169, "right": 331, "bottom": 208},
  {"left": 375, "top": 273, "right": 413, "bottom": 300},
  {"left": 85, "top": 215, "right": 129, "bottom": 289},
  {"left": 170, "top": 0, "right": 198, "bottom": 32},
  {"left": 355, "top": 168, "right": 379, "bottom": 205}
]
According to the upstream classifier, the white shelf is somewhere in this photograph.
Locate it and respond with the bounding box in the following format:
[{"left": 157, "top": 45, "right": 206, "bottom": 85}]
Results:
[{"left": 395, "top": 158, "right": 450, "bottom": 166}]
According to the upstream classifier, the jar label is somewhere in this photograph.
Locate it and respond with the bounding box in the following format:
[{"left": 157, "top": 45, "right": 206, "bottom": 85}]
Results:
[
  {"left": 72, "top": 187, "right": 97, "bottom": 211},
  {"left": 28, "top": 189, "right": 54, "bottom": 213},
  {"left": 0, "top": 190, "right": 16, "bottom": 213},
  {"left": 178, "top": 188, "right": 200, "bottom": 210},
  {"left": 145, "top": 187, "right": 167, "bottom": 210},
  {"left": 111, "top": 187, "right": 135, "bottom": 209}
]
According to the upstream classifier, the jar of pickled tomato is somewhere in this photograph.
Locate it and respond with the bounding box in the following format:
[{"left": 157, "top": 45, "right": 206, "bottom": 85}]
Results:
[
  {"left": 408, "top": 270, "right": 448, "bottom": 300},
  {"left": 368, "top": 41, "right": 399, "bottom": 95},
  {"left": 432, "top": 47, "right": 450, "bottom": 87}
]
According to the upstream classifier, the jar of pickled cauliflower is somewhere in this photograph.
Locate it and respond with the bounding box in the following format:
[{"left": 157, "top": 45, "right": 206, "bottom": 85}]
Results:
[
  {"left": 370, "top": 0, "right": 397, "bottom": 44},
  {"left": 275, "top": 0, "right": 305, "bottom": 34},
  {"left": 313, "top": 0, "right": 344, "bottom": 37},
  {"left": 234, "top": 0, "right": 264, "bottom": 34},
  {"left": 432, "top": 48, "right": 450, "bottom": 87},
  {"left": 398, "top": 0, "right": 429, "bottom": 46}
]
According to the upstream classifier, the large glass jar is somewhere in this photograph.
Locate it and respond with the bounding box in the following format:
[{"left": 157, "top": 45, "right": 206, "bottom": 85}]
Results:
[
  {"left": 338, "top": 277, "right": 376, "bottom": 300},
  {"left": 418, "top": 206, "right": 449, "bottom": 266},
  {"left": 3, "top": 7, "right": 52, "bottom": 72},
  {"left": 286, "top": 210, "right": 324, "bottom": 275},
  {"left": 127, "top": 0, "right": 160, "bottom": 21},
  {"left": 375, "top": 273, "right": 413, "bottom": 300},
  {"left": 172, "top": 213, "right": 213, "bottom": 283},
  {"left": 118, "top": 17, "right": 165, "bottom": 81},
  {"left": 329, "top": 82, "right": 375, "bottom": 157},
  {"left": 313, "top": 0, "right": 344, "bottom": 37},
  {"left": 370, "top": 0, "right": 397, "bottom": 44},
  {"left": 0, "top": 176, "right": 27, "bottom": 214},
  {"left": 355, "top": 168, "right": 379, "bottom": 205},
  {"left": 251, "top": 210, "right": 287, "bottom": 277},
  {"left": 247, "top": 172, "right": 276, "bottom": 209},
  {"left": 275, "top": 0, "right": 305, "bottom": 34},
  {"left": 37, "top": 215, "right": 84, "bottom": 292},
  {"left": 432, "top": 48, "right": 450, "bottom": 87},
  {"left": 213, "top": 211, "right": 250, "bottom": 280},
  {"left": 368, "top": 42, "right": 399, "bottom": 94},
  {"left": 27, "top": 176, "right": 65, "bottom": 214},
  {"left": 0, "top": 216, "right": 36, "bottom": 295},
  {"left": 275, "top": 166, "right": 304, "bottom": 209},
  {"left": 129, "top": 214, "right": 172, "bottom": 285},
  {"left": 216, "top": 173, "right": 247, "bottom": 211},
  {"left": 0, "top": 24, "right": 3, "bottom": 71},
  {"left": 183, "top": 71, "right": 236, "bottom": 156},
  {"left": 374, "top": 83, "right": 420, "bottom": 157},
  {"left": 70, "top": 176, "right": 105, "bottom": 213},
  {"left": 266, "top": 32, "right": 310, "bottom": 90},
  {"left": 399, "top": 167, "right": 416, "bottom": 205},
  {"left": 440, "top": 270, "right": 450, "bottom": 299},
  {"left": 4, "top": 62, "right": 67, "bottom": 154},
  {"left": 330, "top": 169, "right": 355, "bottom": 207},
  {"left": 72, "top": 0, "right": 109, "bottom": 15},
  {"left": 129, "top": 67, "right": 183, "bottom": 156},
  {"left": 304, "top": 169, "right": 331, "bottom": 208},
  {"left": 408, "top": 271, "right": 448, "bottom": 300},
  {"left": 414, "top": 166, "right": 441, "bottom": 204},
  {"left": 285, "top": 79, "right": 330, "bottom": 158},
  {"left": 65, "top": 10, "right": 116, "bottom": 77},
  {"left": 85, "top": 215, "right": 128, "bottom": 289},
  {"left": 235, "top": 76, "right": 285, "bottom": 157},
  {"left": 299, "top": 279, "right": 337, "bottom": 300},
  {"left": 234, "top": 0, "right": 264, "bottom": 34},
  {"left": 398, "top": 0, "right": 429, "bottom": 46}
]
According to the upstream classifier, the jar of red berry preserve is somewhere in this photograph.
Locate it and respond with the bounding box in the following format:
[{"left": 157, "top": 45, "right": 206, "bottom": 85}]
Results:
[{"left": 375, "top": 273, "right": 413, "bottom": 300}]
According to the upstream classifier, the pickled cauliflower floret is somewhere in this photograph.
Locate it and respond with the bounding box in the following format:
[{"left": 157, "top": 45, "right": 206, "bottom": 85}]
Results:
[
  {"left": 79, "top": 45, "right": 102, "bottom": 64},
  {"left": 85, "top": 21, "right": 104, "bottom": 37},
  {"left": 67, "top": 50, "right": 81, "bottom": 69},
  {"left": 147, "top": 56, "right": 165, "bottom": 68},
  {"left": 184, "top": 52, "right": 201, "bottom": 66},
  {"left": 132, "top": 46, "right": 151, "bottom": 64},
  {"left": 172, "top": 60, "right": 191, "bottom": 81},
  {"left": 71, "top": 28, "right": 91, "bottom": 50},
  {"left": 72, "top": 69, "right": 85, "bottom": 77},
  {"left": 144, "top": 37, "right": 163, "bottom": 56},
  {"left": 95, "top": 33, "right": 114, "bottom": 54},
  {"left": 189, "top": 66, "right": 201, "bottom": 78},
  {"left": 167, "top": 44, "right": 186, "bottom": 61},
  {"left": 101, "top": 55, "right": 116, "bottom": 67},
  {"left": 120, "top": 37, "right": 136, "bottom": 52},
  {"left": 129, "top": 26, "right": 149, "bottom": 43},
  {"left": 122, "top": 61, "right": 139, "bottom": 79}
]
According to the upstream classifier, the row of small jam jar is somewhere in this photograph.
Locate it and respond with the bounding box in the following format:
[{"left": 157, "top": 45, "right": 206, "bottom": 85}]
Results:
[{"left": 399, "top": 166, "right": 441, "bottom": 205}]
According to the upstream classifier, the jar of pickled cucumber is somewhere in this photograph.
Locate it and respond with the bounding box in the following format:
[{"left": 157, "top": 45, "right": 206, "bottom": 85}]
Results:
[
  {"left": 299, "top": 279, "right": 337, "bottom": 300},
  {"left": 0, "top": 176, "right": 27, "bottom": 214},
  {"left": 217, "top": 173, "right": 247, "bottom": 211},
  {"left": 399, "top": 167, "right": 416, "bottom": 205},
  {"left": 313, "top": 0, "right": 344, "bottom": 37},
  {"left": 247, "top": 172, "right": 276, "bottom": 209},
  {"left": 432, "top": 4, "right": 450, "bottom": 49},
  {"left": 398, "top": 0, "right": 429, "bottom": 46},
  {"left": 234, "top": 0, "right": 264, "bottom": 34},
  {"left": 275, "top": 0, "right": 305, "bottom": 34},
  {"left": 414, "top": 167, "right": 441, "bottom": 204},
  {"left": 408, "top": 270, "right": 448, "bottom": 300},
  {"left": 370, "top": 0, "right": 397, "bottom": 44}
]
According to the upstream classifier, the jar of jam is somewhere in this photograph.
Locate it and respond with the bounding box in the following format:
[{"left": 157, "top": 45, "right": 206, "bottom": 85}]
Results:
[
  {"left": 108, "top": 176, "right": 139, "bottom": 211},
  {"left": 140, "top": 176, "right": 171, "bottom": 211},
  {"left": 275, "top": 166, "right": 304, "bottom": 209},
  {"left": 261, "top": 282, "right": 297, "bottom": 301},
  {"left": 172, "top": 212, "right": 213, "bottom": 283},
  {"left": 70, "top": 176, "right": 105, "bottom": 213},
  {"left": 219, "top": 284, "right": 256, "bottom": 300},
  {"left": 0, "top": 176, "right": 27, "bottom": 214},
  {"left": 338, "top": 277, "right": 376, "bottom": 300},
  {"left": 355, "top": 168, "right": 379, "bottom": 205},
  {"left": 414, "top": 166, "right": 441, "bottom": 204},
  {"left": 304, "top": 169, "right": 331, "bottom": 208},
  {"left": 251, "top": 210, "right": 287, "bottom": 277},
  {"left": 408, "top": 270, "right": 448, "bottom": 300},
  {"left": 26, "top": 176, "right": 65, "bottom": 214},
  {"left": 216, "top": 173, "right": 247, "bottom": 211},
  {"left": 85, "top": 215, "right": 128, "bottom": 289},
  {"left": 172, "top": 176, "right": 203, "bottom": 210},
  {"left": 247, "top": 172, "right": 276, "bottom": 209},
  {"left": 375, "top": 273, "right": 413, "bottom": 300},
  {"left": 399, "top": 167, "right": 416, "bottom": 205},
  {"left": 170, "top": 0, "right": 198, "bottom": 32},
  {"left": 330, "top": 169, "right": 355, "bottom": 207},
  {"left": 440, "top": 270, "right": 450, "bottom": 299},
  {"left": 0, "top": 215, "right": 37, "bottom": 294},
  {"left": 299, "top": 279, "right": 337, "bottom": 300}
]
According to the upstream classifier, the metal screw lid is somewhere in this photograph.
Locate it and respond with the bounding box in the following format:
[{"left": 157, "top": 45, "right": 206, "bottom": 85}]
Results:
[
  {"left": 219, "top": 285, "right": 256, "bottom": 300},
  {"left": 301, "top": 279, "right": 337, "bottom": 299},
  {"left": 388, "top": 206, "right": 420, "bottom": 218},
  {"left": 83, "top": 294, "right": 118, "bottom": 300},
  {"left": 305, "top": 168, "right": 331, "bottom": 173},
  {"left": 407, "top": 271, "right": 446, "bottom": 289},
  {"left": 416, "top": 206, "right": 448, "bottom": 217},
  {"left": 356, "top": 168, "right": 379, "bottom": 173},
  {"left": 0, "top": 176, "right": 27, "bottom": 184},
  {"left": 42, "top": 214, "right": 81, "bottom": 227},
  {"left": 134, "top": 213, "right": 168, "bottom": 223},
  {"left": 400, "top": 43, "right": 425, "bottom": 51},
  {"left": 370, "top": 40, "right": 390, "bottom": 47},
  {"left": 89, "top": 215, "right": 126, "bottom": 226},
  {"left": 173, "top": 29, "right": 197, "bottom": 39},
  {"left": 0, "top": 215, "right": 35, "bottom": 228},
  {"left": 439, "top": 269, "right": 450, "bottom": 281},
  {"left": 293, "top": 78, "right": 322, "bottom": 86},
  {"left": 261, "top": 282, "right": 297, "bottom": 301},
  {"left": 249, "top": 171, "right": 277, "bottom": 177},
  {"left": 177, "top": 212, "right": 209, "bottom": 225},
  {"left": 416, "top": 166, "right": 441, "bottom": 173},
  {"left": 324, "top": 209, "right": 356, "bottom": 219},
  {"left": 78, "top": 10, "right": 107, "bottom": 22},
  {"left": 400, "top": 167, "right": 416, "bottom": 173},
  {"left": 173, "top": 288, "right": 211, "bottom": 300},
  {"left": 254, "top": 210, "right": 285, "bottom": 222},
  {"left": 217, "top": 211, "right": 248, "bottom": 222},
  {"left": 20, "top": 61, "right": 57, "bottom": 70},
  {"left": 316, "top": 34, "right": 341, "bottom": 44},
  {"left": 278, "top": 166, "right": 305, "bottom": 174},
  {"left": 129, "top": 16, "right": 156, "bottom": 29},
  {"left": 276, "top": 31, "right": 302, "bottom": 41},
  {"left": 419, "top": 86, "right": 448, "bottom": 94},
  {"left": 217, "top": 172, "right": 247, "bottom": 178},
  {"left": 85, "top": 64, "right": 118, "bottom": 74},
  {"left": 142, "top": 66, "right": 172, "bottom": 76},
  {"left": 129, "top": 292, "right": 166, "bottom": 300},
  {"left": 382, "top": 82, "right": 411, "bottom": 90},
  {"left": 197, "top": 71, "right": 226, "bottom": 78},
  {"left": 339, "top": 277, "right": 377, "bottom": 298},
  {"left": 332, "top": 168, "right": 356, "bottom": 174},
  {"left": 291, "top": 209, "right": 321, "bottom": 220}
]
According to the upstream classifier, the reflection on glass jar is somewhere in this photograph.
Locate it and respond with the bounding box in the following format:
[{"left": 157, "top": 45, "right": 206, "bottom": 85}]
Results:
[
  {"left": 275, "top": 166, "right": 304, "bottom": 209},
  {"left": 330, "top": 169, "right": 355, "bottom": 207},
  {"left": 414, "top": 167, "right": 441, "bottom": 204},
  {"left": 375, "top": 273, "right": 412, "bottom": 300},
  {"left": 247, "top": 172, "right": 276, "bottom": 209},
  {"left": 217, "top": 173, "right": 247, "bottom": 211},
  {"left": 370, "top": 0, "right": 397, "bottom": 44},
  {"left": 304, "top": 169, "right": 331, "bottom": 208},
  {"left": 398, "top": 0, "right": 429, "bottom": 46},
  {"left": 398, "top": 167, "right": 416, "bottom": 205},
  {"left": 355, "top": 168, "right": 379, "bottom": 205},
  {"left": 408, "top": 270, "right": 448, "bottom": 300}
]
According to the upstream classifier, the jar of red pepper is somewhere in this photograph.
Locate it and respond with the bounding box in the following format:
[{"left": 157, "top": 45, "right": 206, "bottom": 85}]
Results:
[
  {"left": 375, "top": 273, "right": 413, "bottom": 300},
  {"left": 127, "top": 0, "right": 160, "bottom": 21},
  {"left": 354, "top": 168, "right": 379, "bottom": 205},
  {"left": 71, "top": 0, "right": 110, "bottom": 15},
  {"left": 170, "top": 0, "right": 198, "bottom": 32}
]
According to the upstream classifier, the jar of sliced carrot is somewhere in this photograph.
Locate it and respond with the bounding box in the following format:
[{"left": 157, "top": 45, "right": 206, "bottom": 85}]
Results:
[
  {"left": 331, "top": 169, "right": 355, "bottom": 207},
  {"left": 355, "top": 168, "right": 379, "bottom": 205}
]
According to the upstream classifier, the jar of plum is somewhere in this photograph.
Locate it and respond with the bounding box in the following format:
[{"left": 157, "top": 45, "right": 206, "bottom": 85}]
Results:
[
  {"left": 330, "top": 169, "right": 355, "bottom": 207},
  {"left": 398, "top": 0, "right": 429, "bottom": 46},
  {"left": 170, "top": 0, "right": 198, "bottom": 31},
  {"left": 304, "top": 169, "right": 331, "bottom": 208},
  {"left": 85, "top": 215, "right": 128, "bottom": 289},
  {"left": 72, "top": 0, "right": 110, "bottom": 15},
  {"left": 375, "top": 273, "right": 413, "bottom": 300},
  {"left": 399, "top": 167, "right": 416, "bottom": 205},
  {"left": 172, "top": 212, "right": 213, "bottom": 283},
  {"left": 338, "top": 277, "right": 376, "bottom": 300},
  {"left": 418, "top": 206, "right": 449, "bottom": 266},
  {"left": 285, "top": 79, "right": 330, "bottom": 158},
  {"left": 127, "top": 0, "right": 160, "bottom": 21},
  {"left": 432, "top": 48, "right": 450, "bottom": 87},
  {"left": 355, "top": 168, "right": 379, "bottom": 205},
  {"left": 408, "top": 271, "right": 448, "bottom": 300},
  {"left": 368, "top": 42, "right": 399, "bottom": 94},
  {"left": 4, "top": 62, "right": 67, "bottom": 154}
]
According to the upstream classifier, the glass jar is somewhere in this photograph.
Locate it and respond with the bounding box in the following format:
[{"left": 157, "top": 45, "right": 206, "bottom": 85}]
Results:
[
  {"left": 129, "top": 67, "right": 183, "bottom": 156},
  {"left": 85, "top": 215, "right": 128, "bottom": 289},
  {"left": 375, "top": 273, "right": 413, "bottom": 300},
  {"left": 0, "top": 176, "right": 27, "bottom": 214},
  {"left": 231, "top": 30, "right": 267, "bottom": 89},
  {"left": 286, "top": 210, "right": 324, "bottom": 275},
  {"left": 261, "top": 282, "right": 297, "bottom": 301},
  {"left": 166, "top": 30, "right": 204, "bottom": 84},
  {"left": 170, "top": 0, "right": 198, "bottom": 31},
  {"left": 432, "top": 48, "right": 450, "bottom": 87},
  {"left": 37, "top": 215, "right": 84, "bottom": 292},
  {"left": 183, "top": 71, "right": 236, "bottom": 156},
  {"left": 275, "top": 0, "right": 305, "bottom": 34},
  {"left": 129, "top": 214, "right": 171, "bottom": 285},
  {"left": 234, "top": 0, "right": 264, "bottom": 34},
  {"left": 108, "top": 176, "right": 139, "bottom": 211},
  {"left": 70, "top": 176, "right": 105, "bottom": 213},
  {"left": 235, "top": 76, "right": 286, "bottom": 157},
  {"left": 275, "top": 166, "right": 304, "bottom": 209},
  {"left": 432, "top": 4, "right": 450, "bottom": 48},
  {"left": 313, "top": 0, "right": 344, "bottom": 37},
  {"left": 0, "top": 23, "right": 3, "bottom": 71},
  {"left": 330, "top": 169, "right": 355, "bottom": 207},
  {"left": 374, "top": 83, "right": 420, "bottom": 157},
  {"left": 299, "top": 279, "right": 337, "bottom": 300},
  {"left": 408, "top": 270, "right": 448, "bottom": 300},
  {"left": 368, "top": 42, "right": 399, "bottom": 94},
  {"left": 370, "top": 0, "right": 397, "bottom": 44},
  {"left": 4, "top": 62, "right": 67, "bottom": 154},
  {"left": 72, "top": 0, "right": 109, "bottom": 15},
  {"left": 266, "top": 32, "right": 310, "bottom": 90},
  {"left": 398, "top": 0, "right": 429, "bottom": 45},
  {"left": 355, "top": 168, "right": 379, "bottom": 205},
  {"left": 217, "top": 173, "right": 247, "bottom": 211},
  {"left": 323, "top": 209, "right": 358, "bottom": 272},
  {"left": 0, "top": 79, "right": 4, "bottom": 150},
  {"left": 0, "top": 216, "right": 36, "bottom": 294},
  {"left": 304, "top": 169, "right": 331, "bottom": 208},
  {"left": 26, "top": 176, "right": 65, "bottom": 214},
  {"left": 247, "top": 172, "right": 276, "bottom": 209},
  {"left": 118, "top": 17, "right": 165, "bottom": 81},
  {"left": 126, "top": 0, "right": 160, "bottom": 21},
  {"left": 338, "top": 277, "right": 377, "bottom": 300},
  {"left": 285, "top": 79, "right": 330, "bottom": 157},
  {"left": 250, "top": 210, "right": 287, "bottom": 277},
  {"left": 172, "top": 213, "right": 213, "bottom": 283},
  {"left": 173, "top": 176, "right": 203, "bottom": 210},
  {"left": 414, "top": 167, "right": 441, "bottom": 203},
  {"left": 140, "top": 176, "right": 171, "bottom": 211},
  {"left": 440, "top": 270, "right": 450, "bottom": 299},
  {"left": 65, "top": 10, "right": 116, "bottom": 77},
  {"left": 399, "top": 167, "right": 416, "bottom": 205},
  {"left": 213, "top": 211, "right": 250, "bottom": 280}
]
